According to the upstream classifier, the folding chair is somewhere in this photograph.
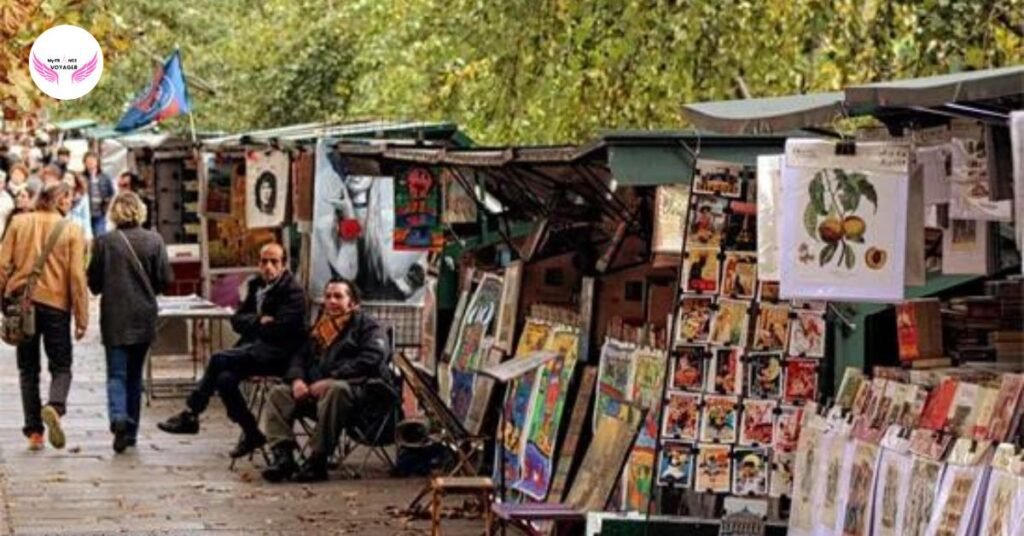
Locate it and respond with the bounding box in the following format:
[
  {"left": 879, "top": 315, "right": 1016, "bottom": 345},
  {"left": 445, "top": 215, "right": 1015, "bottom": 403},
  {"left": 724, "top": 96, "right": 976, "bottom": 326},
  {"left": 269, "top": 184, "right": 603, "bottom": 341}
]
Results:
[{"left": 228, "top": 376, "right": 277, "bottom": 470}]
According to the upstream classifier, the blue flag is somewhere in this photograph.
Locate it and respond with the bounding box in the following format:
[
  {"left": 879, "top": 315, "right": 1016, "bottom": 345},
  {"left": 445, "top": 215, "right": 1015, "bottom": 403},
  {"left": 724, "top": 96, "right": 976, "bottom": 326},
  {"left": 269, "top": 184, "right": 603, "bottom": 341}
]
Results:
[{"left": 115, "top": 50, "right": 191, "bottom": 132}]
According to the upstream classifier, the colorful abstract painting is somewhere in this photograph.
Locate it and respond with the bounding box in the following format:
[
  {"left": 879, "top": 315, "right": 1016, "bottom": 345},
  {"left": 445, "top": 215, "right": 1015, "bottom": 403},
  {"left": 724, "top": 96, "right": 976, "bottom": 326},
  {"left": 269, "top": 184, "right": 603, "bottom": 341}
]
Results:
[{"left": 393, "top": 166, "right": 443, "bottom": 251}]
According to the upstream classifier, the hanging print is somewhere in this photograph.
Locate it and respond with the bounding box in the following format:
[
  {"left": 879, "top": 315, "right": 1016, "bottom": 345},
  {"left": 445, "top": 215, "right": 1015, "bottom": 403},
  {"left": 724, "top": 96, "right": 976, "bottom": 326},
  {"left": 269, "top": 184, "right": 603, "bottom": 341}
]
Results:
[
  {"left": 595, "top": 338, "right": 635, "bottom": 432},
  {"left": 720, "top": 251, "right": 757, "bottom": 299},
  {"left": 700, "top": 394, "right": 739, "bottom": 443},
  {"left": 902, "top": 456, "right": 943, "bottom": 536},
  {"left": 245, "top": 149, "right": 289, "bottom": 229},
  {"left": 757, "top": 155, "right": 784, "bottom": 281},
  {"left": 695, "top": 443, "right": 733, "bottom": 493},
  {"left": 739, "top": 398, "right": 776, "bottom": 447},
  {"left": 442, "top": 168, "right": 477, "bottom": 224},
  {"left": 683, "top": 248, "right": 721, "bottom": 294},
  {"left": 769, "top": 449, "right": 795, "bottom": 498},
  {"left": 773, "top": 405, "right": 804, "bottom": 451},
  {"left": 746, "top": 352, "right": 784, "bottom": 399},
  {"left": 732, "top": 448, "right": 770, "bottom": 496},
  {"left": 753, "top": 304, "right": 791, "bottom": 353},
  {"left": 393, "top": 166, "right": 443, "bottom": 251},
  {"left": 709, "top": 299, "right": 750, "bottom": 347},
  {"left": 780, "top": 139, "right": 910, "bottom": 302},
  {"left": 724, "top": 200, "right": 758, "bottom": 251},
  {"left": 670, "top": 345, "right": 706, "bottom": 392},
  {"left": 788, "top": 310, "right": 826, "bottom": 358},
  {"left": 709, "top": 347, "right": 743, "bottom": 395},
  {"left": 657, "top": 441, "right": 695, "bottom": 488},
  {"left": 661, "top": 390, "right": 701, "bottom": 442},
  {"left": 652, "top": 184, "right": 690, "bottom": 267},
  {"left": 784, "top": 359, "right": 818, "bottom": 404},
  {"left": 687, "top": 195, "right": 729, "bottom": 249},
  {"left": 676, "top": 295, "right": 714, "bottom": 343},
  {"left": 693, "top": 159, "right": 744, "bottom": 198}
]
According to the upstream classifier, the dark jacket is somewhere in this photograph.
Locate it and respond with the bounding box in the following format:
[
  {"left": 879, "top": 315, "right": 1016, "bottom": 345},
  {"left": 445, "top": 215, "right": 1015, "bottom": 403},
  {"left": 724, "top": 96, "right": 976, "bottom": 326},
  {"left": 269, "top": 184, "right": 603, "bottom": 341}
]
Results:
[
  {"left": 231, "top": 271, "right": 307, "bottom": 362},
  {"left": 87, "top": 226, "right": 173, "bottom": 347},
  {"left": 87, "top": 171, "right": 114, "bottom": 219},
  {"left": 285, "top": 310, "right": 392, "bottom": 385}
]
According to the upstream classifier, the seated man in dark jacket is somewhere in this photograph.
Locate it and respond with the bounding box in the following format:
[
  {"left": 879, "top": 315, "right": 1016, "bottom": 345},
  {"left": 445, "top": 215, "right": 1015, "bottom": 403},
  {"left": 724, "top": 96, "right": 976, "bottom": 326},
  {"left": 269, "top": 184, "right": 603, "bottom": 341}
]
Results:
[
  {"left": 261, "top": 277, "right": 392, "bottom": 483},
  {"left": 158, "top": 243, "right": 307, "bottom": 459}
]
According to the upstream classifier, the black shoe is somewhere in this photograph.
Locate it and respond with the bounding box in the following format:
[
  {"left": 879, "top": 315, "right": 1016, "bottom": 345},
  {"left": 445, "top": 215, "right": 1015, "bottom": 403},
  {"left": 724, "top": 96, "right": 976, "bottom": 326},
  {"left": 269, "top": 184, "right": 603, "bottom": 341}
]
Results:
[
  {"left": 228, "top": 431, "right": 266, "bottom": 459},
  {"left": 157, "top": 410, "right": 199, "bottom": 435},
  {"left": 261, "top": 445, "right": 298, "bottom": 483},
  {"left": 293, "top": 455, "right": 329, "bottom": 483},
  {"left": 112, "top": 420, "right": 130, "bottom": 454}
]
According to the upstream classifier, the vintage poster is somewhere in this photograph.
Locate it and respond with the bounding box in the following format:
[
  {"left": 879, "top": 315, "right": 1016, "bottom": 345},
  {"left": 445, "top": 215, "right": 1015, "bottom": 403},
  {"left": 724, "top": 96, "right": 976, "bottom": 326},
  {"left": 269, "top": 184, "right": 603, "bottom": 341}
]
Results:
[
  {"left": 872, "top": 449, "right": 913, "bottom": 536},
  {"left": 784, "top": 359, "right": 818, "bottom": 404},
  {"left": 245, "top": 149, "right": 289, "bottom": 229},
  {"left": 652, "top": 184, "right": 690, "bottom": 267},
  {"left": 709, "top": 298, "right": 750, "bottom": 347},
  {"left": 902, "top": 456, "right": 944, "bottom": 536},
  {"left": 720, "top": 251, "right": 757, "bottom": 299},
  {"left": 708, "top": 347, "right": 743, "bottom": 395},
  {"left": 630, "top": 348, "right": 667, "bottom": 412},
  {"left": 746, "top": 352, "right": 784, "bottom": 399},
  {"left": 442, "top": 168, "right": 477, "bottom": 224},
  {"left": 450, "top": 274, "right": 504, "bottom": 371},
  {"left": 309, "top": 141, "right": 428, "bottom": 303},
  {"left": 682, "top": 248, "right": 721, "bottom": 294},
  {"left": 594, "top": 338, "right": 635, "bottom": 432},
  {"left": 769, "top": 449, "right": 795, "bottom": 498},
  {"left": 724, "top": 200, "right": 757, "bottom": 251},
  {"left": 515, "top": 328, "right": 580, "bottom": 500},
  {"left": 732, "top": 448, "right": 769, "bottom": 496},
  {"left": 753, "top": 304, "right": 790, "bottom": 352},
  {"left": 841, "top": 441, "right": 881, "bottom": 536},
  {"left": 694, "top": 159, "right": 745, "bottom": 198},
  {"left": 788, "top": 310, "right": 826, "bottom": 358},
  {"left": 203, "top": 153, "right": 234, "bottom": 217},
  {"left": 948, "top": 135, "right": 1012, "bottom": 221},
  {"left": 700, "top": 394, "right": 739, "bottom": 443},
  {"left": 687, "top": 194, "right": 728, "bottom": 248},
  {"left": 393, "top": 166, "right": 443, "bottom": 251},
  {"left": 657, "top": 441, "right": 695, "bottom": 488},
  {"left": 757, "top": 154, "right": 784, "bottom": 281},
  {"left": 739, "top": 398, "right": 776, "bottom": 447},
  {"left": 676, "top": 295, "right": 714, "bottom": 343},
  {"left": 661, "top": 390, "right": 701, "bottom": 442},
  {"left": 670, "top": 345, "right": 706, "bottom": 392},
  {"left": 924, "top": 463, "right": 986, "bottom": 536},
  {"left": 757, "top": 280, "right": 781, "bottom": 303},
  {"left": 773, "top": 405, "right": 803, "bottom": 452},
  {"left": 989, "top": 373, "right": 1024, "bottom": 441},
  {"left": 780, "top": 139, "right": 910, "bottom": 302},
  {"left": 695, "top": 443, "right": 733, "bottom": 493}
]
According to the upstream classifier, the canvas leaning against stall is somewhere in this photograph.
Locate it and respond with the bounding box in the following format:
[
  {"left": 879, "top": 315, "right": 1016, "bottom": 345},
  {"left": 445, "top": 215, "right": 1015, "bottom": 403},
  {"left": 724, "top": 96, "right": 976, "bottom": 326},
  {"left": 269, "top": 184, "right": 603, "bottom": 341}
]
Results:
[{"left": 245, "top": 149, "right": 289, "bottom": 229}]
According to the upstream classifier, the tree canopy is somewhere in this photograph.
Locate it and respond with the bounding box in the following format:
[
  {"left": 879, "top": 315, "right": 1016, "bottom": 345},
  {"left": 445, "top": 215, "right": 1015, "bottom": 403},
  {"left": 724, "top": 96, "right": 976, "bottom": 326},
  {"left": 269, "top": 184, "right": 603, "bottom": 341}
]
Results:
[{"left": 7, "top": 0, "right": 1023, "bottom": 144}]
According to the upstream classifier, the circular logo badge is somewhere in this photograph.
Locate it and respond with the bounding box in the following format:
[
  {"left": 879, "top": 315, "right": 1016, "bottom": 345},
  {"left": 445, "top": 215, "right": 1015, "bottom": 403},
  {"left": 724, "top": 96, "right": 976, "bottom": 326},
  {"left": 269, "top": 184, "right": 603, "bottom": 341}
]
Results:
[{"left": 28, "top": 25, "right": 104, "bottom": 101}]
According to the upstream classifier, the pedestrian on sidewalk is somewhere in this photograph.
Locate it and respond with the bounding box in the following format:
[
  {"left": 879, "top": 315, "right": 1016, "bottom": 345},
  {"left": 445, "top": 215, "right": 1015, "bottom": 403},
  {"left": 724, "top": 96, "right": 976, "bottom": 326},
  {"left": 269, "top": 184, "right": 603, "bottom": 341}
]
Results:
[
  {"left": 158, "top": 243, "right": 307, "bottom": 460},
  {"left": 0, "top": 182, "right": 89, "bottom": 451},
  {"left": 88, "top": 192, "right": 173, "bottom": 453},
  {"left": 82, "top": 151, "right": 113, "bottom": 237}
]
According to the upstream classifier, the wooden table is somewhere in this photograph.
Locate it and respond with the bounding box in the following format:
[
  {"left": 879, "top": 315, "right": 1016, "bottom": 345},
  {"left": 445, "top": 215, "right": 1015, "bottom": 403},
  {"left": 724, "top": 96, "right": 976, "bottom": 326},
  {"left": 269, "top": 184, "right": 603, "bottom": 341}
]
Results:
[{"left": 145, "top": 295, "right": 234, "bottom": 405}]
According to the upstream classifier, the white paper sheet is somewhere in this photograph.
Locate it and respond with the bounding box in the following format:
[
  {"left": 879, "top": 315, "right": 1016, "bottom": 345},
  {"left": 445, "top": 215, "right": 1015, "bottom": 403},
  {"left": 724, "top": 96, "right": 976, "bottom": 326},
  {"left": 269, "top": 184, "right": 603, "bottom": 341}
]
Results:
[{"left": 757, "top": 154, "right": 784, "bottom": 281}]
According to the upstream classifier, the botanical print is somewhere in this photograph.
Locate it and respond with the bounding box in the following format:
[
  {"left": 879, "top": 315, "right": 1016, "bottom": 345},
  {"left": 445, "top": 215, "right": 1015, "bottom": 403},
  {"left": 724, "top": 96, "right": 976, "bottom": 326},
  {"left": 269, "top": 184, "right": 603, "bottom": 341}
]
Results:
[
  {"left": 708, "top": 347, "right": 742, "bottom": 395},
  {"left": 989, "top": 373, "right": 1024, "bottom": 442},
  {"left": 700, "top": 394, "right": 739, "bottom": 443},
  {"left": 709, "top": 298, "right": 750, "bottom": 347},
  {"left": 746, "top": 352, "right": 784, "bottom": 399},
  {"left": 245, "top": 149, "right": 289, "bottom": 229},
  {"left": 724, "top": 200, "right": 757, "bottom": 251},
  {"left": 661, "top": 390, "right": 701, "bottom": 441},
  {"left": 842, "top": 441, "right": 880, "bottom": 536},
  {"left": 739, "top": 398, "right": 776, "bottom": 447},
  {"left": 657, "top": 441, "right": 695, "bottom": 488},
  {"left": 675, "top": 295, "right": 714, "bottom": 343},
  {"left": 769, "top": 449, "right": 795, "bottom": 498},
  {"left": 732, "top": 448, "right": 769, "bottom": 496},
  {"left": 594, "top": 338, "right": 635, "bottom": 432},
  {"left": 753, "top": 304, "right": 790, "bottom": 352},
  {"left": 757, "top": 280, "right": 780, "bottom": 303},
  {"left": 393, "top": 166, "right": 443, "bottom": 251},
  {"left": 682, "top": 247, "right": 721, "bottom": 294},
  {"left": 788, "top": 310, "right": 826, "bottom": 358},
  {"left": 780, "top": 139, "right": 909, "bottom": 302},
  {"left": 693, "top": 159, "right": 744, "bottom": 198},
  {"left": 784, "top": 359, "right": 818, "bottom": 404},
  {"left": 757, "top": 154, "right": 783, "bottom": 281},
  {"left": 670, "top": 345, "right": 706, "bottom": 392},
  {"left": 687, "top": 194, "right": 727, "bottom": 248},
  {"left": 773, "top": 405, "right": 803, "bottom": 451},
  {"left": 695, "top": 443, "right": 733, "bottom": 493},
  {"left": 720, "top": 251, "right": 757, "bottom": 299},
  {"left": 902, "top": 456, "right": 942, "bottom": 536}
]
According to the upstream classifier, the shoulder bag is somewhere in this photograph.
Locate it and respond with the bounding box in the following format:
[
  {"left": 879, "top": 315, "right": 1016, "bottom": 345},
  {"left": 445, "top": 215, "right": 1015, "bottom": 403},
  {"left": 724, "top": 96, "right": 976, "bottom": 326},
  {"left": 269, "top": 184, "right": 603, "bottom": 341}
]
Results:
[{"left": 2, "top": 219, "right": 71, "bottom": 345}]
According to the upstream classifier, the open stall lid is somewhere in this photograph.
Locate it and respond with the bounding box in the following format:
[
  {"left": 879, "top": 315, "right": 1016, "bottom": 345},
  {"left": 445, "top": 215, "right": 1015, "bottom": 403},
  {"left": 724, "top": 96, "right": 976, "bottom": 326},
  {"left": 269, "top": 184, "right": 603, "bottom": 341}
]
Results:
[{"left": 681, "top": 92, "right": 845, "bottom": 135}]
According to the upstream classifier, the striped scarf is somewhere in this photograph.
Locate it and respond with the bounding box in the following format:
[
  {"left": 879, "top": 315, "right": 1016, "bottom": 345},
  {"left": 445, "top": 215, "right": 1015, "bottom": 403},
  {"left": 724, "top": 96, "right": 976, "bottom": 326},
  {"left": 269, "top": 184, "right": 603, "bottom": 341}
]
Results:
[{"left": 311, "top": 311, "right": 352, "bottom": 354}]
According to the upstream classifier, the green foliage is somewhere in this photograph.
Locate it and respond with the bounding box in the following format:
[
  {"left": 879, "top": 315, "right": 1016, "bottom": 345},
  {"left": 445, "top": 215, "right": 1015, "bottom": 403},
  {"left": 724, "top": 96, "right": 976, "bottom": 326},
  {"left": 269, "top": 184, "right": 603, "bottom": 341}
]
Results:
[{"left": 49, "top": 0, "right": 1024, "bottom": 143}]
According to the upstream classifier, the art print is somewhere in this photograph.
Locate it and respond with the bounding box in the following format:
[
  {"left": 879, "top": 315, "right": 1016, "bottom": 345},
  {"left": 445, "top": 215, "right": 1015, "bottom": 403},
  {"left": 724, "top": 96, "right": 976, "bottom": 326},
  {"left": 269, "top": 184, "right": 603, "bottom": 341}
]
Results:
[
  {"left": 753, "top": 304, "right": 790, "bottom": 352},
  {"left": 842, "top": 441, "right": 880, "bottom": 536},
  {"left": 709, "top": 298, "right": 750, "bottom": 347},
  {"left": 622, "top": 414, "right": 658, "bottom": 511},
  {"left": 515, "top": 319, "right": 552, "bottom": 356},
  {"left": 942, "top": 219, "right": 990, "bottom": 275},
  {"left": 780, "top": 139, "right": 909, "bottom": 302},
  {"left": 739, "top": 398, "right": 776, "bottom": 447},
  {"left": 757, "top": 154, "right": 784, "bottom": 281},
  {"left": 989, "top": 373, "right": 1024, "bottom": 442},
  {"left": 709, "top": 347, "right": 742, "bottom": 395},
  {"left": 789, "top": 418, "right": 824, "bottom": 533},
  {"left": 687, "top": 195, "right": 728, "bottom": 248},
  {"left": 670, "top": 345, "right": 706, "bottom": 392},
  {"left": 788, "top": 310, "right": 825, "bottom": 358},
  {"left": 724, "top": 200, "right": 758, "bottom": 251},
  {"left": 769, "top": 449, "right": 795, "bottom": 498},
  {"left": 925, "top": 466, "right": 983, "bottom": 536},
  {"left": 784, "top": 359, "right": 818, "bottom": 404},
  {"left": 661, "top": 390, "right": 700, "bottom": 441},
  {"left": 450, "top": 274, "right": 504, "bottom": 371},
  {"left": 979, "top": 470, "right": 1024, "bottom": 536},
  {"left": 245, "top": 149, "right": 289, "bottom": 229},
  {"left": 393, "top": 166, "right": 443, "bottom": 251},
  {"left": 676, "top": 295, "right": 714, "bottom": 343},
  {"left": 733, "top": 448, "right": 769, "bottom": 496},
  {"left": 652, "top": 184, "right": 690, "bottom": 266},
  {"left": 630, "top": 348, "right": 667, "bottom": 411},
  {"left": 903, "top": 456, "right": 943, "bottom": 536},
  {"left": 499, "top": 369, "right": 538, "bottom": 484},
  {"left": 682, "top": 248, "right": 721, "bottom": 294},
  {"left": 757, "top": 280, "right": 781, "bottom": 303},
  {"left": 774, "top": 405, "right": 804, "bottom": 451},
  {"left": 206, "top": 157, "right": 279, "bottom": 268},
  {"left": 720, "top": 251, "right": 757, "bottom": 299},
  {"left": 873, "top": 450, "right": 913, "bottom": 536},
  {"left": 565, "top": 410, "right": 643, "bottom": 512},
  {"left": 595, "top": 338, "right": 635, "bottom": 431},
  {"left": 657, "top": 441, "right": 695, "bottom": 488},
  {"left": 700, "top": 394, "right": 739, "bottom": 443},
  {"left": 919, "top": 377, "right": 958, "bottom": 431},
  {"left": 442, "top": 168, "right": 477, "bottom": 224},
  {"left": 946, "top": 382, "right": 978, "bottom": 437},
  {"left": 819, "top": 438, "right": 850, "bottom": 530},
  {"left": 746, "top": 352, "right": 784, "bottom": 399},
  {"left": 693, "top": 159, "right": 744, "bottom": 198},
  {"left": 695, "top": 443, "right": 733, "bottom": 493}
]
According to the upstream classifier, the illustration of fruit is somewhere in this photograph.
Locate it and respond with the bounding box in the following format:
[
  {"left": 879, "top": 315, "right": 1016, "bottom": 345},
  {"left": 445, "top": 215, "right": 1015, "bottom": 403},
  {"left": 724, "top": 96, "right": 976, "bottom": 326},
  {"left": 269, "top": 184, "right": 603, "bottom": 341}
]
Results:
[
  {"left": 842, "top": 216, "right": 866, "bottom": 241},
  {"left": 818, "top": 218, "right": 843, "bottom": 243},
  {"left": 803, "top": 168, "right": 877, "bottom": 270},
  {"left": 865, "top": 247, "right": 887, "bottom": 269}
]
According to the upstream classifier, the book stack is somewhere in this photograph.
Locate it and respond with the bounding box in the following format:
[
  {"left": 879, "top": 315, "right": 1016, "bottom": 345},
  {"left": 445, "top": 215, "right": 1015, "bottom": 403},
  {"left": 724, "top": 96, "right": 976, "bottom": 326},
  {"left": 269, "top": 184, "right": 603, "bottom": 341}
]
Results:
[
  {"left": 944, "top": 297, "right": 1000, "bottom": 363},
  {"left": 985, "top": 278, "right": 1024, "bottom": 363}
]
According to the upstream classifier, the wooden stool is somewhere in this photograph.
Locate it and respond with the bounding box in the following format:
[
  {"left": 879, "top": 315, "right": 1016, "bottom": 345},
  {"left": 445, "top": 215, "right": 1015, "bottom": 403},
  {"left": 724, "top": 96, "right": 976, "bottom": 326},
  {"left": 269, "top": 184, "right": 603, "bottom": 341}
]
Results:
[{"left": 430, "top": 476, "right": 495, "bottom": 536}]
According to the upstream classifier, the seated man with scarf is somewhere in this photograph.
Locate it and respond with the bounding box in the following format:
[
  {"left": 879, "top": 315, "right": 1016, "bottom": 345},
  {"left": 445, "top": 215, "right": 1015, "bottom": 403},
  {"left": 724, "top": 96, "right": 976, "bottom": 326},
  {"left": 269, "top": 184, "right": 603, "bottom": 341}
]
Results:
[{"left": 261, "top": 277, "right": 393, "bottom": 483}]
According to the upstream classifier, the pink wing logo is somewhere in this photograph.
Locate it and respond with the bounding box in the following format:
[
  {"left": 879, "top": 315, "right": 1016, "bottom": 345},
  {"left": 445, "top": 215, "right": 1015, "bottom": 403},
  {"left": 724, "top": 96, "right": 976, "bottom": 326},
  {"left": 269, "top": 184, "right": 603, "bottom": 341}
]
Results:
[
  {"left": 31, "top": 54, "right": 58, "bottom": 84},
  {"left": 71, "top": 53, "right": 99, "bottom": 84}
]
